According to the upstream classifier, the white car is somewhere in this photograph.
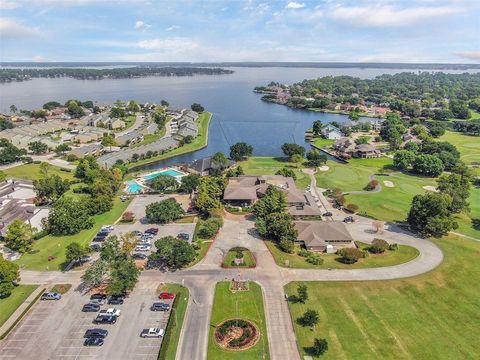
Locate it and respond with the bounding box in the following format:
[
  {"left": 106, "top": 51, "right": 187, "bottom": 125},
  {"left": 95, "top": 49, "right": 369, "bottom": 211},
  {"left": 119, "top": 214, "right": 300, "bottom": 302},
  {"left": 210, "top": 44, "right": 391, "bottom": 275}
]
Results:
[
  {"left": 138, "top": 239, "right": 151, "bottom": 245},
  {"left": 101, "top": 225, "right": 114, "bottom": 231},
  {"left": 135, "top": 244, "right": 151, "bottom": 252},
  {"left": 140, "top": 328, "right": 164, "bottom": 338},
  {"left": 99, "top": 308, "right": 121, "bottom": 317}
]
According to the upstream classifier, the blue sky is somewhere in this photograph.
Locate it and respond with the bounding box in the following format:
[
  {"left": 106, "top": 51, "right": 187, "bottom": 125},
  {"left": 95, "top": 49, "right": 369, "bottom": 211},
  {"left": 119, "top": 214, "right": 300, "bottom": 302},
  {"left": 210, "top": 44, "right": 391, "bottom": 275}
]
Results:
[{"left": 0, "top": 0, "right": 479, "bottom": 63}]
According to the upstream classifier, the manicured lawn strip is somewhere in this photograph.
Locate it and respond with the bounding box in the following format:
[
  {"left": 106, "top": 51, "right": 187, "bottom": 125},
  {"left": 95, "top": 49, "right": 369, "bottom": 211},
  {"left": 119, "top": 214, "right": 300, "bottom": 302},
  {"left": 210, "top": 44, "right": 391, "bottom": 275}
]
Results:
[
  {"left": 222, "top": 249, "right": 256, "bottom": 268},
  {"left": 129, "top": 112, "right": 212, "bottom": 169},
  {"left": 3, "top": 163, "right": 75, "bottom": 181},
  {"left": 454, "top": 187, "right": 480, "bottom": 239},
  {"left": 157, "top": 284, "right": 189, "bottom": 360},
  {"left": 439, "top": 131, "right": 480, "bottom": 165},
  {"left": 285, "top": 235, "right": 480, "bottom": 359},
  {"left": 0, "top": 285, "right": 38, "bottom": 328},
  {"left": 15, "top": 197, "right": 131, "bottom": 271},
  {"left": 208, "top": 282, "right": 270, "bottom": 360},
  {"left": 238, "top": 157, "right": 310, "bottom": 190},
  {"left": 265, "top": 240, "right": 418, "bottom": 269},
  {"left": 312, "top": 138, "right": 335, "bottom": 149}
]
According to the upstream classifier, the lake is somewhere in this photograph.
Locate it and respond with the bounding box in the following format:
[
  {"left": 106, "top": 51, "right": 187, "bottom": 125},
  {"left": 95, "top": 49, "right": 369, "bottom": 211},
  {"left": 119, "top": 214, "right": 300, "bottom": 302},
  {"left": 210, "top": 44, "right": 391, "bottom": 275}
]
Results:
[{"left": 0, "top": 67, "right": 473, "bottom": 168}]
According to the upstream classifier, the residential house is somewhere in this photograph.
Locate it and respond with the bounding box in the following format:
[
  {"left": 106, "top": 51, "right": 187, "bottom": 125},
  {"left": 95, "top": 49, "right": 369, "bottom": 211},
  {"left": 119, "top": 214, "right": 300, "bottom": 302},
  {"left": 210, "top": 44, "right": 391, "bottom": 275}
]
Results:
[
  {"left": 321, "top": 124, "right": 343, "bottom": 140},
  {"left": 354, "top": 144, "right": 382, "bottom": 158},
  {"left": 68, "top": 144, "right": 104, "bottom": 158},
  {"left": 139, "top": 123, "right": 158, "bottom": 136},
  {"left": 187, "top": 156, "right": 235, "bottom": 176},
  {"left": 116, "top": 131, "right": 144, "bottom": 147},
  {"left": 294, "top": 221, "right": 354, "bottom": 252},
  {"left": 223, "top": 175, "right": 321, "bottom": 218}
]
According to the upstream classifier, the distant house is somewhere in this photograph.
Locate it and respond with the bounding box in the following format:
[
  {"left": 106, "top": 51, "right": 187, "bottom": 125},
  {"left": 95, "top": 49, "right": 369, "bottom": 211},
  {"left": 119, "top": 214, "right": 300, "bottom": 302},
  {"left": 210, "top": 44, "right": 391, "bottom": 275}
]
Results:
[
  {"left": 354, "top": 144, "right": 381, "bottom": 159},
  {"left": 109, "top": 119, "right": 126, "bottom": 130},
  {"left": 188, "top": 156, "right": 235, "bottom": 176},
  {"left": 116, "top": 131, "right": 144, "bottom": 147},
  {"left": 139, "top": 123, "right": 158, "bottom": 136},
  {"left": 333, "top": 138, "right": 381, "bottom": 159},
  {"left": 294, "top": 221, "right": 354, "bottom": 252},
  {"left": 68, "top": 144, "right": 104, "bottom": 158},
  {"left": 223, "top": 175, "right": 321, "bottom": 218},
  {"left": 321, "top": 124, "right": 343, "bottom": 140}
]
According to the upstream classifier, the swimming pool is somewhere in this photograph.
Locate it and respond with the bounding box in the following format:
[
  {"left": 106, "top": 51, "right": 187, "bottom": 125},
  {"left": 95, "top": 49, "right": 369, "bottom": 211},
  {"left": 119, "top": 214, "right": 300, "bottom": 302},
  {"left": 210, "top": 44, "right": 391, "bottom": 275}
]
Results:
[
  {"left": 125, "top": 180, "right": 143, "bottom": 193},
  {"left": 142, "top": 168, "right": 185, "bottom": 181}
]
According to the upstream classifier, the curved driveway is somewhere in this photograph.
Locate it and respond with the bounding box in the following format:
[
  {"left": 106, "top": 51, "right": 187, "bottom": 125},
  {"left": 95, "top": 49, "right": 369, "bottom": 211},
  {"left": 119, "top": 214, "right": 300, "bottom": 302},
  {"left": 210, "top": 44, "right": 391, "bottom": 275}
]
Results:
[{"left": 18, "top": 216, "right": 443, "bottom": 360}]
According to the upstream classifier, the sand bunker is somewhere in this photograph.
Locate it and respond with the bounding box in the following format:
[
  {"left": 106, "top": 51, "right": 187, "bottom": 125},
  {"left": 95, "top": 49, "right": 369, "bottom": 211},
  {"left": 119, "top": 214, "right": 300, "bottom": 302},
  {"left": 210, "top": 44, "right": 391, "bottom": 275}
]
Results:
[
  {"left": 383, "top": 180, "right": 394, "bottom": 188},
  {"left": 423, "top": 186, "right": 438, "bottom": 192},
  {"left": 318, "top": 165, "right": 330, "bottom": 172}
]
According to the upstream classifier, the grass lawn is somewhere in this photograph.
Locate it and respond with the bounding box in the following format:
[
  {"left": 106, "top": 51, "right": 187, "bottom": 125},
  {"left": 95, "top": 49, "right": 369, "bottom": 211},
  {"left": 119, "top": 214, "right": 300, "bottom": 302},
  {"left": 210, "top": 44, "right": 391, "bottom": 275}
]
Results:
[
  {"left": 50, "top": 284, "right": 72, "bottom": 294},
  {"left": 315, "top": 158, "right": 392, "bottom": 192},
  {"left": 345, "top": 173, "right": 436, "bottom": 222},
  {"left": 15, "top": 197, "right": 130, "bottom": 271},
  {"left": 0, "top": 285, "right": 38, "bottom": 327},
  {"left": 312, "top": 138, "right": 335, "bottom": 149},
  {"left": 129, "top": 112, "right": 212, "bottom": 169},
  {"left": 238, "top": 156, "right": 310, "bottom": 190},
  {"left": 208, "top": 282, "right": 270, "bottom": 360},
  {"left": 454, "top": 187, "right": 480, "bottom": 239},
  {"left": 285, "top": 235, "right": 480, "bottom": 359},
  {"left": 265, "top": 240, "right": 419, "bottom": 269},
  {"left": 222, "top": 248, "right": 257, "bottom": 268},
  {"left": 157, "top": 284, "right": 189, "bottom": 360},
  {"left": 3, "top": 163, "right": 75, "bottom": 181},
  {"left": 439, "top": 131, "right": 480, "bottom": 165}
]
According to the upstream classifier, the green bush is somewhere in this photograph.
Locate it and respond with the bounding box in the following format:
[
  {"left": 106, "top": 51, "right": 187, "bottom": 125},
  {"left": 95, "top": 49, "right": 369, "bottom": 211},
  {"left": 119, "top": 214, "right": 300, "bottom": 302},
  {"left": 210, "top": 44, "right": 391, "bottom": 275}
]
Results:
[
  {"left": 389, "top": 243, "right": 399, "bottom": 251},
  {"left": 337, "top": 247, "right": 364, "bottom": 264},
  {"left": 197, "top": 217, "right": 223, "bottom": 238},
  {"left": 297, "top": 248, "right": 310, "bottom": 257},
  {"left": 369, "top": 238, "right": 389, "bottom": 254},
  {"left": 306, "top": 253, "right": 324, "bottom": 265}
]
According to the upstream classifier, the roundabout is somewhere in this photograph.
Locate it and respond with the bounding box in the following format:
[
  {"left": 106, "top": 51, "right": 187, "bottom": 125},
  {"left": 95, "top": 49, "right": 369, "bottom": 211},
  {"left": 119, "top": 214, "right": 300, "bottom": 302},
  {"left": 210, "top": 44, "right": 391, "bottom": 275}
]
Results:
[{"left": 214, "top": 319, "right": 260, "bottom": 351}]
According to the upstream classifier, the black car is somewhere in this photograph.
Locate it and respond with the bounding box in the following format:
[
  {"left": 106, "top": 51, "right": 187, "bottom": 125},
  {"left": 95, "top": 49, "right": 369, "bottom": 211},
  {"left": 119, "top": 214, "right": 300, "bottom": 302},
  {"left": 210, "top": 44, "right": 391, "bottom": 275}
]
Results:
[
  {"left": 91, "top": 293, "right": 107, "bottom": 300},
  {"left": 84, "top": 329, "right": 108, "bottom": 338},
  {"left": 93, "top": 315, "right": 117, "bottom": 324},
  {"left": 151, "top": 302, "right": 170, "bottom": 312},
  {"left": 132, "top": 253, "right": 148, "bottom": 260},
  {"left": 90, "top": 243, "right": 102, "bottom": 251},
  {"left": 82, "top": 303, "right": 100, "bottom": 312},
  {"left": 84, "top": 337, "right": 104, "bottom": 346},
  {"left": 92, "top": 236, "right": 106, "bottom": 242},
  {"left": 323, "top": 212, "right": 333, "bottom": 217},
  {"left": 108, "top": 297, "right": 124, "bottom": 305},
  {"left": 177, "top": 233, "right": 189, "bottom": 240}
]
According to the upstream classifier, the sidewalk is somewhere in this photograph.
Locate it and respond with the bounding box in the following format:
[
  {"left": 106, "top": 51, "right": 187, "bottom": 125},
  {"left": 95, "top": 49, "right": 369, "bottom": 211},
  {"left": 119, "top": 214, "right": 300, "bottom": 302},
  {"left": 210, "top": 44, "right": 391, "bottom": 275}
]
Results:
[{"left": 0, "top": 286, "right": 45, "bottom": 338}]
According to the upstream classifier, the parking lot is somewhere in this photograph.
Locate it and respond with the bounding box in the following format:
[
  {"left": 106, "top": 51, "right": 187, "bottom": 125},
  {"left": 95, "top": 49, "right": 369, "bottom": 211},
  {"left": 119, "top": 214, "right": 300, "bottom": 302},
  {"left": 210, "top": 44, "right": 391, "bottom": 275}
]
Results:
[{"left": 0, "top": 283, "right": 173, "bottom": 360}]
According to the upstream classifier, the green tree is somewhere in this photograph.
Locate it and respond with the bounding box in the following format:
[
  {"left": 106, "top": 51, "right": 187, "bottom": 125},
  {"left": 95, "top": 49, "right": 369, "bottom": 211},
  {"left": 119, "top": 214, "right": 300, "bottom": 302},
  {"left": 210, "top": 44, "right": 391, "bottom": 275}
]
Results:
[
  {"left": 180, "top": 173, "right": 200, "bottom": 193},
  {"left": 43, "top": 101, "right": 61, "bottom": 110},
  {"left": 369, "top": 239, "right": 389, "bottom": 254},
  {"left": 54, "top": 143, "right": 71, "bottom": 155},
  {"left": 126, "top": 100, "right": 140, "bottom": 112},
  {"left": 403, "top": 141, "right": 419, "bottom": 152},
  {"left": 212, "top": 152, "right": 229, "bottom": 171},
  {"left": 5, "top": 220, "right": 34, "bottom": 253},
  {"left": 9, "top": 104, "right": 17, "bottom": 113},
  {"left": 149, "top": 175, "right": 178, "bottom": 193},
  {"left": 146, "top": 198, "right": 184, "bottom": 223},
  {"left": 107, "top": 258, "right": 139, "bottom": 295},
  {"left": 312, "top": 120, "right": 323, "bottom": 136},
  {"left": 28, "top": 141, "right": 48, "bottom": 155},
  {"left": 191, "top": 103, "right": 204, "bottom": 112},
  {"left": 66, "top": 100, "right": 84, "bottom": 118},
  {"left": 39, "top": 161, "right": 50, "bottom": 177},
  {"left": 229, "top": 142, "right": 253, "bottom": 161},
  {"left": 253, "top": 186, "right": 287, "bottom": 219},
  {"left": 100, "top": 235, "right": 122, "bottom": 263},
  {"left": 66, "top": 242, "right": 89, "bottom": 264},
  {"left": 101, "top": 134, "right": 117, "bottom": 146},
  {"left": 298, "top": 309, "right": 319, "bottom": 327},
  {"left": 337, "top": 247, "right": 363, "bottom": 264},
  {"left": 0, "top": 118, "right": 14, "bottom": 131},
  {"left": 310, "top": 338, "right": 328, "bottom": 357},
  {"left": 297, "top": 284, "right": 308, "bottom": 303},
  {"left": 33, "top": 175, "right": 70, "bottom": 204},
  {"left": 437, "top": 173, "right": 471, "bottom": 213},
  {"left": 151, "top": 236, "right": 196, "bottom": 268},
  {"left": 275, "top": 167, "right": 297, "bottom": 180},
  {"left": 46, "top": 198, "right": 94, "bottom": 235},
  {"left": 393, "top": 150, "right": 416, "bottom": 171},
  {"left": 306, "top": 149, "right": 327, "bottom": 167},
  {"left": 0, "top": 258, "right": 20, "bottom": 298},
  {"left": 291, "top": 154, "right": 304, "bottom": 167},
  {"left": 412, "top": 154, "right": 444, "bottom": 177},
  {"left": 281, "top": 143, "right": 305, "bottom": 159},
  {"left": 407, "top": 192, "right": 457, "bottom": 237},
  {"left": 110, "top": 107, "right": 126, "bottom": 118},
  {"left": 197, "top": 217, "right": 223, "bottom": 238},
  {"left": 81, "top": 259, "right": 107, "bottom": 288}
]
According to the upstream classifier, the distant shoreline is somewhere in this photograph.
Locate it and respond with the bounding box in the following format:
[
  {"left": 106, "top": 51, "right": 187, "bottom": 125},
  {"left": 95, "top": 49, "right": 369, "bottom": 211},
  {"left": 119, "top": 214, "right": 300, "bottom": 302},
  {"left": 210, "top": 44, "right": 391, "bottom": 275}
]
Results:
[{"left": 1, "top": 61, "right": 479, "bottom": 70}]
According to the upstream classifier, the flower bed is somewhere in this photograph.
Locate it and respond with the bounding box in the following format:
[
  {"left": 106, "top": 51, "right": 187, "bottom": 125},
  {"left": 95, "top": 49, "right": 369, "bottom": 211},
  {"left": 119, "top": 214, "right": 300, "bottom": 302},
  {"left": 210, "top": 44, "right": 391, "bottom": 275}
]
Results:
[{"left": 214, "top": 318, "right": 260, "bottom": 351}]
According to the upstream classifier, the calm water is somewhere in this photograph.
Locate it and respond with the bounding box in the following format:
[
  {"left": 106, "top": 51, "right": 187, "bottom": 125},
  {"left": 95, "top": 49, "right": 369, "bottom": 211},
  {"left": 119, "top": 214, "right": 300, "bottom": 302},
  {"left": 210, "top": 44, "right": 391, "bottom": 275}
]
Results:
[{"left": 0, "top": 67, "right": 474, "bottom": 168}]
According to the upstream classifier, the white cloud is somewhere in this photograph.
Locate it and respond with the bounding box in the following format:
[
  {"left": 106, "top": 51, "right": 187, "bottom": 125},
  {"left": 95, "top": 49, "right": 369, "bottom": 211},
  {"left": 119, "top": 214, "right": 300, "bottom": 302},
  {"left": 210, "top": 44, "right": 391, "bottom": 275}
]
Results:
[
  {"left": 286, "top": 2, "right": 305, "bottom": 9},
  {"left": 137, "top": 38, "right": 199, "bottom": 52},
  {"left": 0, "top": 17, "right": 41, "bottom": 39},
  {"left": 166, "top": 25, "right": 179, "bottom": 31},
  {"left": 454, "top": 51, "right": 480, "bottom": 61},
  {"left": 329, "top": 5, "right": 463, "bottom": 27},
  {"left": 134, "top": 20, "right": 150, "bottom": 30},
  {"left": 0, "top": 1, "right": 20, "bottom": 9},
  {"left": 32, "top": 54, "right": 46, "bottom": 62}
]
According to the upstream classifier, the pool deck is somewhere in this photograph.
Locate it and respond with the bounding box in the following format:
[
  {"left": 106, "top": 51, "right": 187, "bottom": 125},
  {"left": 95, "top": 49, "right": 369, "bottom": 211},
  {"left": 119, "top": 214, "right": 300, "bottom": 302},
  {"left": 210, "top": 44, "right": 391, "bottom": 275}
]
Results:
[{"left": 124, "top": 167, "right": 187, "bottom": 194}]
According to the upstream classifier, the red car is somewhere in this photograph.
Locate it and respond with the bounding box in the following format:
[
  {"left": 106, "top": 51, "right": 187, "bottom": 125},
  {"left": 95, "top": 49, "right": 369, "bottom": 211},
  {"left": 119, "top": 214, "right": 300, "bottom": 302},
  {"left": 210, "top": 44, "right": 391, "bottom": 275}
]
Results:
[
  {"left": 159, "top": 292, "right": 175, "bottom": 299},
  {"left": 145, "top": 228, "right": 159, "bottom": 235}
]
